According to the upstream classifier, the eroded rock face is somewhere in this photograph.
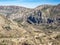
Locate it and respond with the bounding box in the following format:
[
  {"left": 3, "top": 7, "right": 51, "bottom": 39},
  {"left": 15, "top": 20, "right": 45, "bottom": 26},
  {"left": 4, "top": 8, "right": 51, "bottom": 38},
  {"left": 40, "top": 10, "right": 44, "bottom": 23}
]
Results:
[
  {"left": 27, "top": 10, "right": 43, "bottom": 24},
  {"left": 27, "top": 10, "right": 54, "bottom": 25}
]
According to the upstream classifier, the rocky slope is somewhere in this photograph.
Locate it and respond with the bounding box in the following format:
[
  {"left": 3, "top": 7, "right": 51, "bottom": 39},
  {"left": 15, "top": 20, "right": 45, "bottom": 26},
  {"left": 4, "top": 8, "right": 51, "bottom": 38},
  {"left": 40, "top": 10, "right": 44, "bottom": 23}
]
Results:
[
  {"left": 0, "top": 6, "right": 32, "bottom": 19},
  {"left": 0, "top": 4, "right": 60, "bottom": 45}
]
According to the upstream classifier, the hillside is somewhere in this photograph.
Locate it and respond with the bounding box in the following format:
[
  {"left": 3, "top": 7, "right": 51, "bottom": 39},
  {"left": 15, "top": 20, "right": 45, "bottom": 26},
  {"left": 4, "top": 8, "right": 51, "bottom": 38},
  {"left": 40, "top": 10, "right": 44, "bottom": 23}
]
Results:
[{"left": 0, "top": 4, "right": 60, "bottom": 45}]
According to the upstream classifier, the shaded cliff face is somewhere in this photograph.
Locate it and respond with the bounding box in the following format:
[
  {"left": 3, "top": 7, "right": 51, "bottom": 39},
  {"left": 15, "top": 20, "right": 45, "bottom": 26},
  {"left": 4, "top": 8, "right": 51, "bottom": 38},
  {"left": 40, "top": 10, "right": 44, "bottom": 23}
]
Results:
[{"left": 27, "top": 10, "right": 42, "bottom": 24}]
